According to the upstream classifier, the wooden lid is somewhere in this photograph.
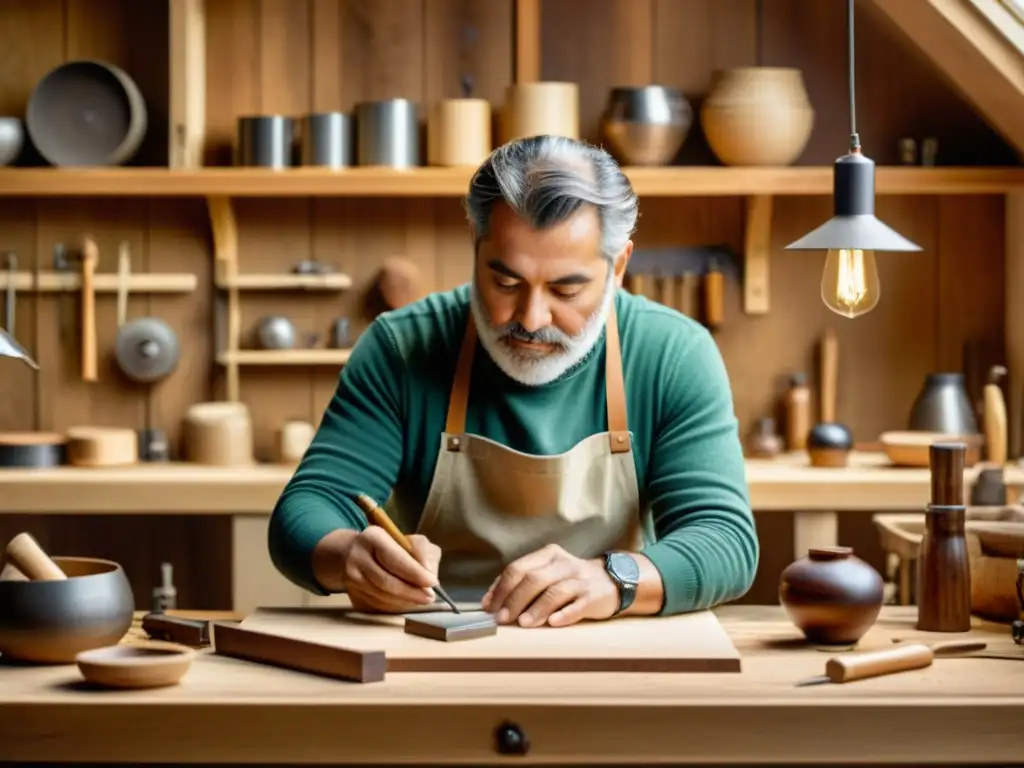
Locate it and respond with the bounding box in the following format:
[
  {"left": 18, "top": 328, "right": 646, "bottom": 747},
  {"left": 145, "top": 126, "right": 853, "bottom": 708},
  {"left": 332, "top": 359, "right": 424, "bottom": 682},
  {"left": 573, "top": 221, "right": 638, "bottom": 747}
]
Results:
[{"left": 0, "top": 431, "right": 67, "bottom": 446}]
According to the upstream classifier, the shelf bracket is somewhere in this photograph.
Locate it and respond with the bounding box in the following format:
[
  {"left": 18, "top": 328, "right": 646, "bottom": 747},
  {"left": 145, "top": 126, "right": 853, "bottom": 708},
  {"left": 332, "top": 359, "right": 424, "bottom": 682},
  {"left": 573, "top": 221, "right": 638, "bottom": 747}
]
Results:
[
  {"left": 169, "top": 0, "right": 206, "bottom": 169},
  {"left": 207, "top": 196, "right": 241, "bottom": 401},
  {"left": 743, "top": 194, "right": 772, "bottom": 315}
]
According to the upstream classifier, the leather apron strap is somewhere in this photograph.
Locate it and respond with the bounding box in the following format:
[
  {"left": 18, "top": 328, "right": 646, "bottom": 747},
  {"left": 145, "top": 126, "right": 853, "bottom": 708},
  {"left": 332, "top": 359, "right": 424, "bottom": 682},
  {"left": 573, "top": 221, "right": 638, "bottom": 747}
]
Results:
[{"left": 444, "top": 301, "right": 631, "bottom": 454}]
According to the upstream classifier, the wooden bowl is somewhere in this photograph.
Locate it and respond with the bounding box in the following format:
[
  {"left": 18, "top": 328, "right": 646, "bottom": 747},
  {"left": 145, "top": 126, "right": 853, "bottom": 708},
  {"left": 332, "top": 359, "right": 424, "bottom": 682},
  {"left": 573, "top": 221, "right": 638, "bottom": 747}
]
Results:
[
  {"left": 879, "top": 431, "right": 983, "bottom": 467},
  {"left": 76, "top": 641, "right": 195, "bottom": 689}
]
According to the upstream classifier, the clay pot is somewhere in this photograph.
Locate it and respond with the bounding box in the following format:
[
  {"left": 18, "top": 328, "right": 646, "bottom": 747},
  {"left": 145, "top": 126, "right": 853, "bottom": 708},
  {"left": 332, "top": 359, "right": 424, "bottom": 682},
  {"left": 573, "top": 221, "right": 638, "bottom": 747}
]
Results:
[
  {"left": 807, "top": 422, "right": 853, "bottom": 468},
  {"left": 779, "top": 546, "right": 884, "bottom": 645},
  {"left": 700, "top": 67, "right": 814, "bottom": 166}
]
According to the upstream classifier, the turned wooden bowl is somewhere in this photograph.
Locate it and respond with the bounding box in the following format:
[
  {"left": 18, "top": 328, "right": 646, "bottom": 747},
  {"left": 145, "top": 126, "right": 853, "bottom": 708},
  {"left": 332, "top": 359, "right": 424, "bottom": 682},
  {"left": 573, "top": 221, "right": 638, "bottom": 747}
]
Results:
[
  {"left": 77, "top": 641, "right": 195, "bottom": 689},
  {"left": 880, "top": 430, "right": 982, "bottom": 468}
]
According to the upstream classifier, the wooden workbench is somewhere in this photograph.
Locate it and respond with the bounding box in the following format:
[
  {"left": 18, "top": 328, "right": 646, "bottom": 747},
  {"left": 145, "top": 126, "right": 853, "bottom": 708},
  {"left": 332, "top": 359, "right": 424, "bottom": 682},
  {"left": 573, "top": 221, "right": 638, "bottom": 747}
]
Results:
[
  {"left": 0, "top": 606, "right": 1020, "bottom": 765},
  {"left": 1, "top": 453, "right": 1021, "bottom": 613}
]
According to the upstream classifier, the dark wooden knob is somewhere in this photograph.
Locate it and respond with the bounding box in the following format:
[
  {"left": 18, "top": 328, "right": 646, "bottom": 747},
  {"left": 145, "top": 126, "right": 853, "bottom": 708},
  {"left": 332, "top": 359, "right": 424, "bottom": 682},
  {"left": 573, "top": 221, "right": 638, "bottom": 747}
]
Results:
[{"left": 494, "top": 721, "right": 530, "bottom": 755}]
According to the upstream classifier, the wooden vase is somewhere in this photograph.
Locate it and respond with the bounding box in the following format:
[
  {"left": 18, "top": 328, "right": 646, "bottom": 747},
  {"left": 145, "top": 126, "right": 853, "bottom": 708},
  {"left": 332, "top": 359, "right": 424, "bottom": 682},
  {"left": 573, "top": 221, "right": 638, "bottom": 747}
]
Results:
[
  {"left": 501, "top": 82, "right": 579, "bottom": 143},
  {"left": 427, "top": 98, "right": 492, "bottom": 167},
  {"left": 700, "top": 67, "right": 814, "bottom": 166}
]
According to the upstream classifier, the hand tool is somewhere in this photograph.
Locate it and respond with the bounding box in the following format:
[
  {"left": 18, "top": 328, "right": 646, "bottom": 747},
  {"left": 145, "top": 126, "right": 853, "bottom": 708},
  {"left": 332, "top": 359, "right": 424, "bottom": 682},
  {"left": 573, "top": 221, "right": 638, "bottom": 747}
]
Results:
[
  {"left": 795, "top": 639, "right": 987, "bottom": 686},
  {"left": 355, "top": 493, "right": 460, "bottom": 614}
]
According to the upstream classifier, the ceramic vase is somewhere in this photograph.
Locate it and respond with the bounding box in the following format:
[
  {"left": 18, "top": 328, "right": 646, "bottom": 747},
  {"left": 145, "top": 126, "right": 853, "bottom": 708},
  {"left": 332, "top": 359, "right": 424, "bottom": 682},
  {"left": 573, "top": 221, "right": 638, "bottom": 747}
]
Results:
[{"left": 700, "top": 67, "right": 814, "bottom": 166}]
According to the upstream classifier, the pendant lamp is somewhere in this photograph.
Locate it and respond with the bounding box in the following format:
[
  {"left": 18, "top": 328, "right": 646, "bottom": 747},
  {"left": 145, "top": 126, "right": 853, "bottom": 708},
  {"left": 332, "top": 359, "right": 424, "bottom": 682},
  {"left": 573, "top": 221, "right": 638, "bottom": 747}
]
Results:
[
  {"left": 785, "top": 0, "right": 921, "bottom": 318},
  {"left": 0, "top": 326, "right": 38, "bottom": 369}
]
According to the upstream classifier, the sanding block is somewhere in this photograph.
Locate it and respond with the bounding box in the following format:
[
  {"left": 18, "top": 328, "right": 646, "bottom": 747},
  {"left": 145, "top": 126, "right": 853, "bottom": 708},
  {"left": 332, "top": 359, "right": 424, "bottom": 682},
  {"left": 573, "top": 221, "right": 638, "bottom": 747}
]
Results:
[{"left": 404, "top": 611, "right": 497, "bottom": 642}]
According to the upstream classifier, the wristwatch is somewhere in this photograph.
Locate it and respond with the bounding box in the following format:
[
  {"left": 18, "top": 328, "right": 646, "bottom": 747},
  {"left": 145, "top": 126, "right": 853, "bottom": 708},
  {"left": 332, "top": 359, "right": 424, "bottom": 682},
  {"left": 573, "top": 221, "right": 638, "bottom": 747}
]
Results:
[{"left": 603, "top": 551, "right": 640, "bottom": 615}]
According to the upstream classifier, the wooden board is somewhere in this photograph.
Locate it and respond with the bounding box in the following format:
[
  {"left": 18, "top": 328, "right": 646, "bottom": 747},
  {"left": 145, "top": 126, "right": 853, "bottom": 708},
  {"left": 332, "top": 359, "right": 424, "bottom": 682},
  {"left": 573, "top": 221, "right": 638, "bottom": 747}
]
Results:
[{"left": 240, "top": 605, "right": 742, "bottom": 673}]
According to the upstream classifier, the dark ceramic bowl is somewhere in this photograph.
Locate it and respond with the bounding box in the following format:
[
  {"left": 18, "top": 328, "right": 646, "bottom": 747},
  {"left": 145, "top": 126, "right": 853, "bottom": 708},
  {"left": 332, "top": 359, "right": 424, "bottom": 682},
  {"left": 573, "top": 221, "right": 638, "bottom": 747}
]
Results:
[{"left": 0, "top": 557, "right": 135, "bottom": 664}]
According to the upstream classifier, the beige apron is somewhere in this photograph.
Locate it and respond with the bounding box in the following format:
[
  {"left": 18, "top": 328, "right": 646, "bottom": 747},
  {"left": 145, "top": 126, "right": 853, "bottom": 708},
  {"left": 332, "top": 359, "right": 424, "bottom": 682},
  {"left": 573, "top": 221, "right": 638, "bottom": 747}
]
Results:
[{"left": 414, "top": 303, "right": 643, "bottom": 591}]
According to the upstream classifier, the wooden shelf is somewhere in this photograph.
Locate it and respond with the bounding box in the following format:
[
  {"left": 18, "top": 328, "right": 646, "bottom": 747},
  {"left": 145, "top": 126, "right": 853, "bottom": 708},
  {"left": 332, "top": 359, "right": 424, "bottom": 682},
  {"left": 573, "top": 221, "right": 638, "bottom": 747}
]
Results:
[
  {"left": 217, "top": 349, "right": 352, "bottom": 366},
  {"left": 0, "top": 166, "right": 1020, "bottom": 197},
  {"left": 0, "top": 271, "right": 197, "bottom": 293},
  {"left": 215, "top": 273, "right": 353, "bottom": 290}
]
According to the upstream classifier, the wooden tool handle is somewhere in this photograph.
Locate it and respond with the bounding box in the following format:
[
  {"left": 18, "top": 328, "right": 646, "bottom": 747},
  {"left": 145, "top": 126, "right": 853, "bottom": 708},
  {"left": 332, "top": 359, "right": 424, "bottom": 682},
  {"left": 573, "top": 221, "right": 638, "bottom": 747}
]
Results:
[
  {"left": 80, "top": 237, "right": 99, "bottom": 382},
  {"left": 984, "top": 365, "right": 1008, "bottom": 466},
  {"left": 356, "top": 494, "right": 413, "bottom": 554},
  {"left": 5, "top": 532, "right": 67, "bottom": 581},
  {"left": 628, "top": 273, "right": 646, "bottom": 298},
  {"left": 116, "top": 241, "right": 130, "bottom": 328},
  {"left": 825, "top": 643, "right": 933, "bottom": 683},
  {"left": 820, "top": 328, "right": 838, "bottom": 423},
  {"left": 824, "top": 640, "right": 985, "bottom": 683},
  {"left": 703, "top": 267, "right": 724, "bottom": 330}
]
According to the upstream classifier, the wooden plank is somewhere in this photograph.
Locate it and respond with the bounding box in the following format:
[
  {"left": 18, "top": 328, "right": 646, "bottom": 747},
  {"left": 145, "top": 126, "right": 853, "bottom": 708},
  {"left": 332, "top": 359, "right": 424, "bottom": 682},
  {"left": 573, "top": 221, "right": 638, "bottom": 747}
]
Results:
[
  {"left": 213, "top": 621, "right": 387, "bottom": 682},
  {"left": 0, "top": 454, "right": 1021, "bottom": 514},
  {"left": 241, "top": 605, "right": 743, "bottom": 673},
  {"left": 0, "top": 167, "right": 1020, "bottom": 197},
  {"left": 169, "top": 0, "right": 207, "bottom": 169}
]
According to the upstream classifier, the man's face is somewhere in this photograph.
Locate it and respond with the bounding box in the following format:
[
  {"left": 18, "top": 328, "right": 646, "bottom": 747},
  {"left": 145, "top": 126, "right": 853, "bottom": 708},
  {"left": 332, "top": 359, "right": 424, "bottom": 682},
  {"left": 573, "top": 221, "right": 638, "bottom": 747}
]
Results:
[{"left": 471, "top": 203, "right": 632, "bottom": 386}]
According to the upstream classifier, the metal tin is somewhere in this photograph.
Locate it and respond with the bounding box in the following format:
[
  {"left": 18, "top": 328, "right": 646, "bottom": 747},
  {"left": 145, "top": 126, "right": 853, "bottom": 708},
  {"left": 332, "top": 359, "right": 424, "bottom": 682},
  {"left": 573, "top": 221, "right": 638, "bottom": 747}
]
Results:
[
  {"left": 237, "top": 115, "right": 294, "bottom": 168},
  {"left": 300, "top": 112, "right": 352, "bottom": 168},
  {"left": 355, "top": 99, "right": 419, "bottom": 168}
]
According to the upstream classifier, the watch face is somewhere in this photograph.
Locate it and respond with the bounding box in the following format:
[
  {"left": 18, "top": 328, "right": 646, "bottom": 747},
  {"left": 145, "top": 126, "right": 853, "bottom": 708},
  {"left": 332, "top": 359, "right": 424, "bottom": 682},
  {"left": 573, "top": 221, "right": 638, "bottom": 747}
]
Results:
[{"left": 608, "top": 552, "right": 640, "bottom": 585}]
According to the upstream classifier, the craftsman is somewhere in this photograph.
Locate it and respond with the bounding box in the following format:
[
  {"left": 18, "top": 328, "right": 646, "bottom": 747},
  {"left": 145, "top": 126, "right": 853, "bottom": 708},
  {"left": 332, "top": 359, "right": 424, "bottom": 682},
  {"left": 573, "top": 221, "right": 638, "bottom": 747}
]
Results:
[{"left": 269, "top": 135, "right": 758, "bottom": 628}]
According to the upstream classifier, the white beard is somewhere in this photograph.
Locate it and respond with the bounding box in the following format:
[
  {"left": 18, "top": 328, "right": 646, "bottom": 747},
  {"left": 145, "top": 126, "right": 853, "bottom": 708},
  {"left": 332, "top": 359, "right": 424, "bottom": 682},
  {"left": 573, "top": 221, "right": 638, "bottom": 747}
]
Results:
[{"left": 470, "top": 266, "right": 615, "bottom": 387}]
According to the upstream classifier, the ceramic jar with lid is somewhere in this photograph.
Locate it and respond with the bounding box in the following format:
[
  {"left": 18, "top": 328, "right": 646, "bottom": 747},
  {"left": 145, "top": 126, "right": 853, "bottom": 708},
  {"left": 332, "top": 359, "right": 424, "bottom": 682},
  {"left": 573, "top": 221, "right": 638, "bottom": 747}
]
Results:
[{"left": 779, "top": 546, "right": 884, "bottom": 645}]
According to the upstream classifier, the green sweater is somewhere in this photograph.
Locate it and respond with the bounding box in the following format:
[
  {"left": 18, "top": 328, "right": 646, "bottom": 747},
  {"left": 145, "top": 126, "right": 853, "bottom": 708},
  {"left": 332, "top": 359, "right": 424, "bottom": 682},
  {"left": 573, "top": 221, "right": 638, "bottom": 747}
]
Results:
[{"left": 269, "top": 285, "right": 758, "bottom": 615}]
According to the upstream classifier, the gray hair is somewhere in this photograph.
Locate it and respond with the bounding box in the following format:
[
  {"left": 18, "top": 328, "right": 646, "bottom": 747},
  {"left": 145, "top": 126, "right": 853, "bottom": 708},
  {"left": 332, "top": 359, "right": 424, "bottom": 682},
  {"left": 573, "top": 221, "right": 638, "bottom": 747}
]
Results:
[{"left": 464, "top": 135, "right": 639, "bottom": 262}]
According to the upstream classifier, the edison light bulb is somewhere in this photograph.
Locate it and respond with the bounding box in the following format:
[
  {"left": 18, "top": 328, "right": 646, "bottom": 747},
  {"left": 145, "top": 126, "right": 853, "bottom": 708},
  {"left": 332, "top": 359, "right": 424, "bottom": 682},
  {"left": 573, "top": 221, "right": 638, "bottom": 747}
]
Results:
[{"left": 820, "top": 248, "right": 880, "bottom": 318}]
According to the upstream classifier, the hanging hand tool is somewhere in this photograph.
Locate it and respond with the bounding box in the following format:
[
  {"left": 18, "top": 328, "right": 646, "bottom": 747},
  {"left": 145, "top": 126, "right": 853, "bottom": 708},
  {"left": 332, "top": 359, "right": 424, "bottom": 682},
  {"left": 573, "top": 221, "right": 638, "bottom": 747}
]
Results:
[
  {"left": 703, "top": 258, "right": 725, "bottom": 331},
  {"left": 79, "top": 237, "right": 99, "bottom": 382}
]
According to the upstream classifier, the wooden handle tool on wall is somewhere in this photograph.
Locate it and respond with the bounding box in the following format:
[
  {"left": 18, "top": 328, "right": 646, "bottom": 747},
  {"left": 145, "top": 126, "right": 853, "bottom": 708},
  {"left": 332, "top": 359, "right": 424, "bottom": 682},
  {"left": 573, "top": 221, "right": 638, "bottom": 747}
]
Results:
[
  {"left": 820, "top": 328, "right": 838, "bottom": 423},
  {"left": 80, "top": 237, "right": 99, "bottom": 382},
  {"left": 703, "top": 260, "right": 724, "bottom": 330},
  {"left": 797, "top": 640, "right": 987, "bottom": 686},
  {"left": 984, "top": 365, "right": 1008, "bottom": 465},
  {"left": 4, "top": 532, "right": 67, "bottom": 581}
]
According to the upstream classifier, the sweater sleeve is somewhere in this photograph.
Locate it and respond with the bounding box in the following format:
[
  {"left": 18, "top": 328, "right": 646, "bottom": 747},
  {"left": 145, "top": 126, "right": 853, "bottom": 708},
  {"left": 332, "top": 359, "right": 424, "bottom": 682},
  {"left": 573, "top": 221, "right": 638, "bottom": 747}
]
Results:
[
  {"left": 639, "top": 327, "right": 759, "bottom": 615},
  {"left": 267, "top": 319, "right": 407, "bottom": 595}
]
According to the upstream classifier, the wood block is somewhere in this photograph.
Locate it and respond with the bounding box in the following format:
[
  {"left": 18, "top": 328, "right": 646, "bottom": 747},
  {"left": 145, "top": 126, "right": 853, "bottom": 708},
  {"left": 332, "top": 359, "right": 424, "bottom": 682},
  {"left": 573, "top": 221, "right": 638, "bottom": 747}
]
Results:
[
  {"left": 212, "top": 622, "right": 386, "bottom": 683},
  {"left": 404, "top": 611, "right": 498, "bottom": 643},
  {"left": 241, "top": 607, "right": 742, "bottom": 673}
]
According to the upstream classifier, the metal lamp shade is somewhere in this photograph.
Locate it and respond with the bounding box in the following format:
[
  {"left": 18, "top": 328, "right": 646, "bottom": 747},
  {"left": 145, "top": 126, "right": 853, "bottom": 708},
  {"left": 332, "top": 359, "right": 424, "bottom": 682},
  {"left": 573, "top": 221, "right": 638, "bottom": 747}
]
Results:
[
  {"left": 785, "top": 152, "right": 922, "bottom": 253},
  {"left": 0, "top": 326, "right": 38, "bottom": 369}
]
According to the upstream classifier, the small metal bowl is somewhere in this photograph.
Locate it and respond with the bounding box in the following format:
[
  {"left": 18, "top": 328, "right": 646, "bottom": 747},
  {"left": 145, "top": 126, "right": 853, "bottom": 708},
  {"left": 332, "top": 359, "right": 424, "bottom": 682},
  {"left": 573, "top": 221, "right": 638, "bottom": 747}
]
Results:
[
  {"left": 0, "top": 557, "right": 135, "bottom": 664},
  {"left": 600, "top": 86, "right": 693, "bottom": 166}
]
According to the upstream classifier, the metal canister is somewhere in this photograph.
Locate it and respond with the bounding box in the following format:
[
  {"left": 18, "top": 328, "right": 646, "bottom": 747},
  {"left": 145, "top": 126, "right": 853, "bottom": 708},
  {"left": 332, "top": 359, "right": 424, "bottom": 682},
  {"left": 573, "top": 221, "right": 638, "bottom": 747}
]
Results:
[
  {"left": 355, "top": 99, "right": 419, "bottom": 168},
  {"left": 237, "top": 115, "right": 294, "bottom": 168},
  {"left": 300, "top": 112, "right": 352, "bottom": 168}
]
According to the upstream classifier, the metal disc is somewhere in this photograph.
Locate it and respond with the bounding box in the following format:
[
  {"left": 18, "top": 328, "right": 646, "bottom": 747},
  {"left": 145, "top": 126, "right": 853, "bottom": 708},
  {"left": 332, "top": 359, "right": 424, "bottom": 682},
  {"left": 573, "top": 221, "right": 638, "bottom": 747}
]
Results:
[{"left": 115, "top": 318, "right": 180, "bottom": 383}]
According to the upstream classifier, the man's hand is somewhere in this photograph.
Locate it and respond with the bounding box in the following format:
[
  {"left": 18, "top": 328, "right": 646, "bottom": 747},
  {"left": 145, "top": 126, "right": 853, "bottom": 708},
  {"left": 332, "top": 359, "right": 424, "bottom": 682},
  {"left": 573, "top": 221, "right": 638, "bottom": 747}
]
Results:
[
  {"left": 339, "top": 527, "right": 442, "bottom": 613},
  {"left": 480, "top": 544, "right": 619, "bottom": 628}
]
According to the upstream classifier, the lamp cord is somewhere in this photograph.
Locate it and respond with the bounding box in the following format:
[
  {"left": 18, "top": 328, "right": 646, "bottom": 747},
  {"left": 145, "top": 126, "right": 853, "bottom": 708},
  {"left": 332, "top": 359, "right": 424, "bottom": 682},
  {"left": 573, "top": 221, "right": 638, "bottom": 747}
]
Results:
[{"left": 848, "top": 0, "right": 861, "bottom": 151}]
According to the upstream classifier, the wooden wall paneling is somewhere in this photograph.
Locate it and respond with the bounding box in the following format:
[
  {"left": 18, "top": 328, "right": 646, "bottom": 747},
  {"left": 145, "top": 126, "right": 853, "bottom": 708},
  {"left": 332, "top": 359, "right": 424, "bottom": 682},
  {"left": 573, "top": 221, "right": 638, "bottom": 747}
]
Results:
[
  {"left": 0, "top": 200, "right": 40, "bottom": 431},
  {"left": 146, "top": 199, "right": 214, "bottom": 457},
  {"left": 203, "top": 0, "right": 260, "bottom": 166},
  {"left": 935, "top": 195, "right": 1006, "bottom": 413},
  {"left": 759, "top": 0, "right": 1016, "bottom": 166}
]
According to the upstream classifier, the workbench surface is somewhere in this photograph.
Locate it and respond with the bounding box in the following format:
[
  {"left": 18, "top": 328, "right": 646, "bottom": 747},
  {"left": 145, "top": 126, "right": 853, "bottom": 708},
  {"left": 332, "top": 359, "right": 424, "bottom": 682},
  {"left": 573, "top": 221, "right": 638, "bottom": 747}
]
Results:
[{"left": 0, "top": 606, "right": 1020, "bottom": 765}]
